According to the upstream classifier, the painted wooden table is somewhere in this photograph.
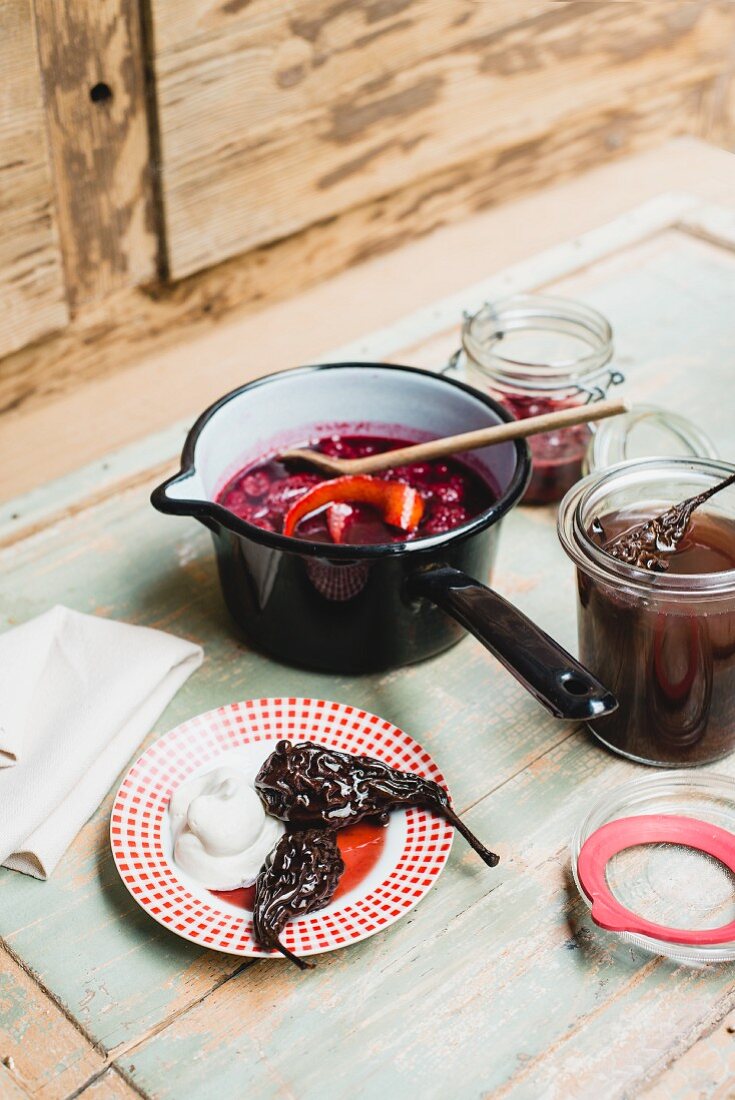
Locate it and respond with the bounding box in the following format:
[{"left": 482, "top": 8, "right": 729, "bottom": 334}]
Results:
[{"left": 3, "top": 189, "right": 735, "bottom": 1100}]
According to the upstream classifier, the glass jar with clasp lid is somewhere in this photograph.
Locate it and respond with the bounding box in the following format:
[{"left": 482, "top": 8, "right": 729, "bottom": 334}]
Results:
[
  {"left": 558, "top": 458, "right": 735, "bottom": 767},
  {"left": 449, "top": 295, "right": 624, "bottom": 505}
]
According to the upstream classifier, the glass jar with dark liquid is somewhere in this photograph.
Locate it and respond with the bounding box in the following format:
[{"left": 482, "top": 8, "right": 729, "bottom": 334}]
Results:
[
  {"left": 455, "top": 295, "right": 623, "bottom": 505},
  {"left": 558, "top": 458, "right": 735, "bottom": 766}
]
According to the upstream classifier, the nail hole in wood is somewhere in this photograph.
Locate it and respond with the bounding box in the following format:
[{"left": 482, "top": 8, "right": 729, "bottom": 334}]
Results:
[{"left": 90, "top": 82, "right": 113, "bottom": 104}]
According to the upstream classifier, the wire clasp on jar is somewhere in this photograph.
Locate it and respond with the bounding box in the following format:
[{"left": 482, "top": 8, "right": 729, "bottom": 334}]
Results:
[{"left": 575, "top": 369, "right": 626, "bottom": 405}]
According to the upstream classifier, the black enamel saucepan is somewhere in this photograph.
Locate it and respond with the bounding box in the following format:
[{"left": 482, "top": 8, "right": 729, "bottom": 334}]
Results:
[{"left": 152, "top": 363, "right": 616, "bottom": 720}]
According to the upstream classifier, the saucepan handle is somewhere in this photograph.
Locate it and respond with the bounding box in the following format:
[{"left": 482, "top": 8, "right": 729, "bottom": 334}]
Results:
[{"left": 408, "top": 564, "right": 617, "bottom": 721}]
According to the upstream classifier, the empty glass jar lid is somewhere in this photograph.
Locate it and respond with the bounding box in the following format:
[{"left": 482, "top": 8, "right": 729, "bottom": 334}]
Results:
[
  {"left": 571, "top": 771, "right": 735, "bottom": 965},
  {"left": 584, "top": 404, "right": 719, "bottom": 474},
  {"left": 460, "top": 294, "right": 615, "bottom": 394}
]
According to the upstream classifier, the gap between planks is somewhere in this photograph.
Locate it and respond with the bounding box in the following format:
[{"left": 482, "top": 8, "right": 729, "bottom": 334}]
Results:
[
  {"left": 60, "top": 965, "right": 255, "bottom": 1099},
  {"left": 0, "top": 460, "right": 176, "bottom": 552},
  {"left": 0, "top": 938, "right": 106, "bottom": 1060},
  {"left": 636, "top": 989, "right": 735, "bottom": 1098},
  {"left": 103, "top": 959, "right": 254, "bottom": 1066},
  {"left": 64, "top": 1064, "right": 148, "bottom": 1100}
]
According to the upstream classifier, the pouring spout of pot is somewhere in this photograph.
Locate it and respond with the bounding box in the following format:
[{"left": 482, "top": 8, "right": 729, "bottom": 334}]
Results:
[
  {"left": 152, "top": 467, "right": 205, "bottom": 510},
  {"left": 151, "top": 468, "right": 222, "bottom": 531}
]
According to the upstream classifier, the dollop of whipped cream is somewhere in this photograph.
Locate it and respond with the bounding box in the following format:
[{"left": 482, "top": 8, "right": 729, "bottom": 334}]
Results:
[{"left": 170, "top": 767, "right": 283, "bottom": 890}]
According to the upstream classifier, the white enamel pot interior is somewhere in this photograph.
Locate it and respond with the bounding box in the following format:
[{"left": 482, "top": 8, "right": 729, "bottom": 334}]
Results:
[{"left": 156, "top": 362, "right": 526, "bottom": 552}]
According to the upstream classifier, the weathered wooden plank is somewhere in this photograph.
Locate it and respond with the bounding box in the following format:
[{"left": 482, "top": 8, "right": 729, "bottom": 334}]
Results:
[
  {"left": 32, "top": 0, "right": 157, "bottom": 307},
  {"left": 0, "top": 1067, "right": 30, "bottom": 1099},
  {"left": 76, "top": 1067, "right": 144, "bottom": 1099},
  {"left": 0, "top": 946, "right": 105, "bottom": 1099},
  {"left": 0, "top": 0, "right": 68, "bottom": 358},
  {"left": 150, "top": 0, "right": 735, "bottom": 278},
  {"left": 544, "top": 230, "right": 735, "bottom": 456},
  {"left": 696, "top": 46, "right": 735, "bottom": 150},
  {"left": 0, "top": 137, "right": 730, "bottom": 455},
  {"left": 641, "top": 1008, "right": 735, "bottom": 1098}
]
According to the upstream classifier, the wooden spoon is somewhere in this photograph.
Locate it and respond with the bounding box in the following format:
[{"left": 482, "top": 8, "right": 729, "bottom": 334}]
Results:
[{"left": 279, "top": 398, "right": 630, "bottom": 478}]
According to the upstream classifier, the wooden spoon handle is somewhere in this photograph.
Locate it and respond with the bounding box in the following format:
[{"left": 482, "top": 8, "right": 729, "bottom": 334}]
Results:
[{"left": 348, "top": 398, "right": 629, "bottom": 475}]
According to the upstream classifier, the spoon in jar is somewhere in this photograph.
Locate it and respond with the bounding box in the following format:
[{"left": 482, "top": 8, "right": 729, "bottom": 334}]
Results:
[
  {"left": 279, "top": 398, "right": 630, "bottom": 478},
  {"left": 600, "top": 469, "right": 735, "bottom": 571}
]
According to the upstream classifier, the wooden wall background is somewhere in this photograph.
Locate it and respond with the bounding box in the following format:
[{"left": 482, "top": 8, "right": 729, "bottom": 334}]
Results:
[{"left": 1, "top": 0, "right": 735, "bottom": 423}]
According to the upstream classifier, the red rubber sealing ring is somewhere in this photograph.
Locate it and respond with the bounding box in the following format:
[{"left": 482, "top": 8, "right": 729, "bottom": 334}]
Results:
[{"left": 577, "top": 814, "right": 735, "bottom": 946}]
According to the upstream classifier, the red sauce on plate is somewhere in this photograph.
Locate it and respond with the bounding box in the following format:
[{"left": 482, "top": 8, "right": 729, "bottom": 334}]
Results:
[
  {"left": 211, "top": 884, "right": 257, "bottom": 910},
  {"left": 210, "top": 820, "right": 387, "bottom": 911},
  {"left": 333, "top": 820, "right": 387, "bottom": 899}
]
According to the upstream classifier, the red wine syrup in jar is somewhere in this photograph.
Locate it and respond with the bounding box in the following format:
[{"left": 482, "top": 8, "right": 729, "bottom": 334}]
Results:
[{"left": 581, "top": 509, "right": 735, "bottom": 765}]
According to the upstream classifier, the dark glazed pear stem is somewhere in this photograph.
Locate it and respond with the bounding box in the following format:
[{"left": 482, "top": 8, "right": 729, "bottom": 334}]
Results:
[
  {"left": 440, "top": 805, "right": 499, "bottom": 868},
  {"left": 269, "top": 938, "right": 313, "bottom": 971}
]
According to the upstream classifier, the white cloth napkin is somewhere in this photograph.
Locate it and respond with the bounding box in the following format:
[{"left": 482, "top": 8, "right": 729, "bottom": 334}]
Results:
[{"left": 0, "top": 606, "right": 202, "bottom": 879}]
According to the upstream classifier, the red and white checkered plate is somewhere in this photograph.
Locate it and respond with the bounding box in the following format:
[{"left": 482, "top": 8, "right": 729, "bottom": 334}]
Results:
[{"left": 110, "top": 698, "right": 454, "bottom": 960}]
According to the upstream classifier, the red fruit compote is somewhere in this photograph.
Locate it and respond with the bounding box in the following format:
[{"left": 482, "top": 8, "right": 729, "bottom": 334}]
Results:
[
  {"left": 457, "top": 295, "right": 618, "bottom": 506},
  {"left": 500, "top": 393, "right": 591, "bottom": 506},
  {"left": 216, "top": 433, "right": 498, "bottom": 544},
  {"left": 559, "top": 460, "right": 735, "bottom": 766}
]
